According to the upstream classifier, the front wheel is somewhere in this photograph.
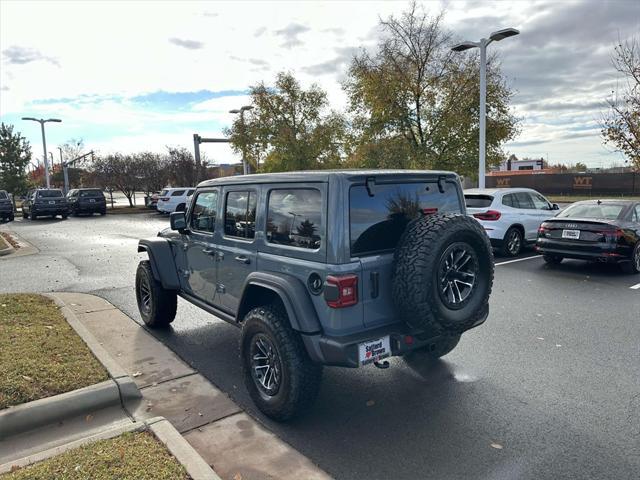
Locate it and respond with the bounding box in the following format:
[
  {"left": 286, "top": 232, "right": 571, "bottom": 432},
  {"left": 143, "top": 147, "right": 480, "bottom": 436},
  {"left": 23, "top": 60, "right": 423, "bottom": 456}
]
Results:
[
  {"left": 135, "top": 260, "right": 177, "bottom": 327},
  {"left": 30, "top": 212, "right": 37, "bottom": 220},
  {"left": 241, "top": 305, "right": 322, "bottom": 421}
]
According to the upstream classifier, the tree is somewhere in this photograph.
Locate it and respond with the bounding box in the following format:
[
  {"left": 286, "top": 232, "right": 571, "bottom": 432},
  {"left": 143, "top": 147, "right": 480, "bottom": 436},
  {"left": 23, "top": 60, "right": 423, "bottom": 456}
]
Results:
[
  {"left": 343, "top": 3, "right": 519, "bottom": 177},
  {"left": 167, "top": 147, "right": 201, "bottom": 186},
  {"left": 91, "top": 153, "right": 142, "bottom": 207},
  {"left": 225, "top": 72, "right": 347, "bottom": 172},
  {"left": 602, "top": 37, "right": 640, "bottom": 170},
  {"left": 0, "top": 123, "right": 32, "bottom": 195},
  {"left": 136, "top": 152, "right": 169, "bottom": 194},
  {"left": 59, "top": 138, "right": 85, "bottom": 165}
]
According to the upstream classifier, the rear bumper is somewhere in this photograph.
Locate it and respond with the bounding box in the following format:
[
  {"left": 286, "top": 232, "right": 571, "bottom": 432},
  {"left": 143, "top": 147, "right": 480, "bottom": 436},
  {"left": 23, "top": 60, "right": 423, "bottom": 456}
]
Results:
[
  {"left": 302, "top": 309, "right": 489, "bottom": 368},
  {"left": 75, "top": 203, "right": 106, "bottom": 212},
  {"left": 32, "top": 205, "right": 69, "bottom": 215},
  {"left": 0, "top": 205, "right": 13, "bottom": 215},
  {"left": 536, "top": 239, "right": 631, "bottom": 263}
]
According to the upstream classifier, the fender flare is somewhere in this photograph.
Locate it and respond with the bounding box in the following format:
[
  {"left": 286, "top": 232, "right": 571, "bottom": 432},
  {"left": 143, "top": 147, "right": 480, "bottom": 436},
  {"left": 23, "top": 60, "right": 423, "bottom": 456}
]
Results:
[
  {"left": 238, "top": 271, "right": 321, "bottom": 334},
  {"left": 137, "top": 238, "right": 180, "bottom": 290}
]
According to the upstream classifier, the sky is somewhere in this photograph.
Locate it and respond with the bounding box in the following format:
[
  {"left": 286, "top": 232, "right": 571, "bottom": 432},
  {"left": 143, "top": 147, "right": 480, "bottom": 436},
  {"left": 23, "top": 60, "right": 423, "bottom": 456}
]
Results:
[{"left": 1, "top": 0, "right": 638, "bottom": 169}]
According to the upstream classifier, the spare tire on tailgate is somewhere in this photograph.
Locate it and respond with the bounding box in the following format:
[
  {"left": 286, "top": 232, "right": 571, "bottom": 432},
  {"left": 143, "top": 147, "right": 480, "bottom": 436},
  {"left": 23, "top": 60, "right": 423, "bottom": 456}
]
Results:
[{"left": 392, "top": 213, "right": 494, "bottom": 334}]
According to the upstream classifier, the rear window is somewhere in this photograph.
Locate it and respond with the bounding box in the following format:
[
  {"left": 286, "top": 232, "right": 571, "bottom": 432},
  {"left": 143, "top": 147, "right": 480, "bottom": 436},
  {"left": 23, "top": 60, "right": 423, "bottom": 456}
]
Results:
[
  {"left": 350, "top": 181, "right": 461, "bottom": 256},
  {"left": 171, "top": 190, "right": 186, "bottom": 197},
  {"left": 79, "top": 189, "right": 104, "bottom": 198},
  {"left": 0, "top": 191, "right": 7, "bottom": 200},
  {"left": 37, "top": 190, "right": 63, "bottom": 198},
  {"left": 465, "top": 194, "right": 493, "bottom": 208},
  {"left": 557, "top": 203, "right": 625, "bottom": 220},
  {"left": 160, "top": 190, "right": 168, "bottom": 196}
]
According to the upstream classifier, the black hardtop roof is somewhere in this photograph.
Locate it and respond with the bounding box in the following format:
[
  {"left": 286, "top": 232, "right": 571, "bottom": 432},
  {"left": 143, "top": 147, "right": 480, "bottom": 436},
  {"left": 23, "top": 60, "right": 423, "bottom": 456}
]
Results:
[{"left": 197, "top": 169, "right": 458, "bottom": 188}]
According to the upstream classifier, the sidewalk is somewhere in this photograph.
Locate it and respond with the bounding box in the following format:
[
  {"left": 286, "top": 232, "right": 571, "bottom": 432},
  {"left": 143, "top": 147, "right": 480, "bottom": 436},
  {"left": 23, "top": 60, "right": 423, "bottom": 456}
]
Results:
[{"left": 48, "top": 293, "right": 331, "bottom": 480}]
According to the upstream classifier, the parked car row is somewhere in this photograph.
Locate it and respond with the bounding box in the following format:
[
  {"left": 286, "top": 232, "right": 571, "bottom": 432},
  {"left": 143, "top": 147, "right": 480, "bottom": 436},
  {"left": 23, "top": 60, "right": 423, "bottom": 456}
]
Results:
[
  {"left": 156, "top": 187, "right": 195, "bottom": 214},
  {"left": 464, "top": 187, "right": 640, "bottom": 274},
  {"left": 19, "top": 188, "right": 107, "bottom": 220}
]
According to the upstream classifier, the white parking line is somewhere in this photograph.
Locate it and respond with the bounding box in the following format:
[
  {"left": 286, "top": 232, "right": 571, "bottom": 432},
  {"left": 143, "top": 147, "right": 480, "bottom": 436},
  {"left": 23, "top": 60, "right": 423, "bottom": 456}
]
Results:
[
  {"left": 495, "top": 255, "right": 542, "bottom": 266},
  {"left": 630, "top": 283, "right": 640, "bottom": 290}
]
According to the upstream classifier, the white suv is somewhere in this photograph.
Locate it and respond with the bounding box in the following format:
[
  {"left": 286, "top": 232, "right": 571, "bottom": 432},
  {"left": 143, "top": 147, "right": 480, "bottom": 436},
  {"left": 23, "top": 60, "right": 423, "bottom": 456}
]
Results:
[
  {"left": 157, "top": 187, "right": 195, "bottom": 214},
  {"left": 464, "top": 188, "right": 559, "bottom": 256}
]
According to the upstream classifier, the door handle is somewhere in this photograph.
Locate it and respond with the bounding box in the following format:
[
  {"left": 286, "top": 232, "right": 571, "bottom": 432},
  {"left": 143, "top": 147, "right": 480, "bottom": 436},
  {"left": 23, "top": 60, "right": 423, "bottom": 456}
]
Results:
[{"left": 234, "top": 255, "right": 250, "bottom": 265}]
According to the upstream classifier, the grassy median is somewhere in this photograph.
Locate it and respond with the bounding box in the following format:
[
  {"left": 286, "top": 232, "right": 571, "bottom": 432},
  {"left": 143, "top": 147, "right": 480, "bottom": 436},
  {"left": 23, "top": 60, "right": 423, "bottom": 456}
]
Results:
[
  {"left": 0, "top": 294, "right": 108, "bottom": 409},
  {"left": 1, "top": 431, "right": 189, "bottom": 480}
]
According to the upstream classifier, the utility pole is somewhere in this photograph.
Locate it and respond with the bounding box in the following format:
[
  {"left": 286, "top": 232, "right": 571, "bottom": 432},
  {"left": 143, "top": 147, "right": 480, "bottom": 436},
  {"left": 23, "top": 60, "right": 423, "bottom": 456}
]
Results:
[
  {"left": 229, "top": 105, "right": 254, "bottom": 175},
  {"left": 452, "top": 28, "right": 519, "bottom": 188},
  {"left": 21, "top": 117, "right": 62, "bottom": 189}
]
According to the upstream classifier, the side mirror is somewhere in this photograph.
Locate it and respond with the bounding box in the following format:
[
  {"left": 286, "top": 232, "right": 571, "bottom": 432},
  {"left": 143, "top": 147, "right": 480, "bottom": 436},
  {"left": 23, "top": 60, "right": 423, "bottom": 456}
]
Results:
[
  {"left": 170, "top": 211, "right": 187, "bottom": 232},
  {"left": 552, "top": 203, "right": 559, "bottom": 210}
]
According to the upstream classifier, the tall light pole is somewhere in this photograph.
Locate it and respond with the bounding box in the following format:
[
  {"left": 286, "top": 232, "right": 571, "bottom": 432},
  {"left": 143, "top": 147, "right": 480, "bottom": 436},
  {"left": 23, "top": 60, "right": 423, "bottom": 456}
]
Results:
[
  {"left": 21, "top": 117, "right": 62, "bottom": 188},
  {"left": 452, "top": 28, "right": 519, "bottom": 188},
  {"left": 229, "top": 105, "right": 253, "bottom": 175}
]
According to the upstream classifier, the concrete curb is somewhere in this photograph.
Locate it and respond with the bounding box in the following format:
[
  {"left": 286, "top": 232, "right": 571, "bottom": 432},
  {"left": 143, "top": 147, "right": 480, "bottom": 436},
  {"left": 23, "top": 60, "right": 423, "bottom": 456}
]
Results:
[
  {"left": 0, "top": 416, "right": 219, "bottom": 479},
  {"left": 0, "top": 230, "right": 38, "bottom": 258},
  {"left": 0, "top": 380, "right": 124, "bottom": 440},
  {"left": 148, "top": 417, "right": 221, "bottom": 480}
]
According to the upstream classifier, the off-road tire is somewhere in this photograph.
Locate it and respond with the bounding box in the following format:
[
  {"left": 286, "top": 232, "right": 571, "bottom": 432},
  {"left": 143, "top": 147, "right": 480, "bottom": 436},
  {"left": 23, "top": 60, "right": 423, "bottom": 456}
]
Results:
[
  {"left": 621, "top": 242, "right": 640, "bottom": 274},
  {"left": 100, "top": 209, "right": 106, "bottom": 216},
  {"left": 500, "top": 227, "right": 523, "bottom": 257},
  {"left": 392, "top": 213, "right": 494, "bottom": 334},
  {"left": 404, "top": 335, "right": 461, "bottom": 363},
  {"left": 135, "top": 260, "right": 177, "bottom": 328},
  {"left": 61, "top": 213, "right": 68, "bottom": 219},
  {"left": 543, "top": 254, "right": 563, "bottom": 265},
  {"left": 241, "top": 304, "right": 322, "bottom": 421},
  {"left": 8, "top": 214, "right": 14, "bottom": 222},
  {"left": 30, "top": 212, "right": 37, "bottom": 220}
]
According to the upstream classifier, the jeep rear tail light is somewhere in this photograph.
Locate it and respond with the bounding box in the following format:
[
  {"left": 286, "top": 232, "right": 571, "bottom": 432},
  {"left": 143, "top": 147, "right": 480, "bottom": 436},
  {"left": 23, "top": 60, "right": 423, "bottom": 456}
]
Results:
[
  {"left": 473, "top": 210, "right": 501, "bottom": 221},
  {"left": 324, "top": 275, "right": 358, "bottom": 308}
]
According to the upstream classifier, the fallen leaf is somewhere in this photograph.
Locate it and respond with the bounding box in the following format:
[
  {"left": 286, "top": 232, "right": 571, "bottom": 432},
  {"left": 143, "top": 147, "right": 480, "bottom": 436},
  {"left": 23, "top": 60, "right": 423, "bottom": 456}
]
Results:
[
  {"left": 536, "top": 337, "right": 544, "bottom": 340},
  {"left": 85, "top": 414, "right": 93, "bottom": 422},
  {"left": 233, "top": 473, "right": 243, "bottom": 480},
  {"left": 131, "top": 371, "right": 142, "bottom": 377},
  {"left": 555, "top": 344, "right": 562, "bottom": 347},
  {"left": 198, "top": 412, "right": 203, "bottom": 416},
  {"left": 45, "top": 325, "right": 53, "bottom": 330},
  {"left": 366, "top": 400, "right": 375, "bottom": 407},
  {"left": 490, "top": 442, "right": 503, "bottom": 450},
  {"left": 21, "top": 375, "right": 33, "bottom": 382}
]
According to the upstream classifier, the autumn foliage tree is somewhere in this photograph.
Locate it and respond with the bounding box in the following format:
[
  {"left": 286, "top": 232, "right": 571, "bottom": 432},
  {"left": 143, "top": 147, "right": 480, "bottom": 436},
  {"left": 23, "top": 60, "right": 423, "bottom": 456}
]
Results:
[
  {"left": 602, "top": 37, "right": 640, "bottom": 170},
  {"left": 343, "top": 3, "right": 519, "bottom": 178}
]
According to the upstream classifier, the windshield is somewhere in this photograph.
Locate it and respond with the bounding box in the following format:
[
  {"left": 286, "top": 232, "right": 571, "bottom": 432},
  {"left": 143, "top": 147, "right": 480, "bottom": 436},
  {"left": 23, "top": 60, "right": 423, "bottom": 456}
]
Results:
[
  {"left": 557, "top": 203, "right": 624, "bottom": 220},
  {"left": 37, "top": 190, "right": 63, "bottom": 198},
  {"left": 79, "top": 190, "right": 103, "bottom": 198},
  {"left": 0, "top": 191, "right": 7, "bottom": 200}
]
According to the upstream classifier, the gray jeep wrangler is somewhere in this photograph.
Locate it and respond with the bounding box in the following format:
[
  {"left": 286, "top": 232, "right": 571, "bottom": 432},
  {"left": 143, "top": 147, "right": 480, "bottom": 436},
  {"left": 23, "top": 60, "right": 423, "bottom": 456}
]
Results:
[{"left": 136, "top": 170, "right": 493, "bottom": 420}]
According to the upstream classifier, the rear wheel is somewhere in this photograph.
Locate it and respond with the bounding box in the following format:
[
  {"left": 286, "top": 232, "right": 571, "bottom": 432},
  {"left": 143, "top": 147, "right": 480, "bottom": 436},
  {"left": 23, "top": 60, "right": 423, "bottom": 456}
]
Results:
[
  {"left": 241, "top": 304, "right": 322, "bottom": 421},
  {"left": 8, "top": 214, "right": 14, "bottom": 222},
  {"left": 543, "top": 254, "right": 563, "bottom": 265},
  {"left": 135, "top": 260, "right": 177, "bottom": 327},
  {"left": 621, "top": 243, "right": 640, "bottom": 274},
  {"left": 30, "top": 212, "right": 37, "bottom": 220},
  {"left": 501, "top": 227, "right": 523, "bottom": 257}
]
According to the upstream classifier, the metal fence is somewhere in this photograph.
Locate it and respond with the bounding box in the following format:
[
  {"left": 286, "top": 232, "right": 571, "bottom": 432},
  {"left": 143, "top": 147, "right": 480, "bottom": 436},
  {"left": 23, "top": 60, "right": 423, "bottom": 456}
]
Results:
[{"left": 486, "top": 172, "right": 639, "bottom": 195}]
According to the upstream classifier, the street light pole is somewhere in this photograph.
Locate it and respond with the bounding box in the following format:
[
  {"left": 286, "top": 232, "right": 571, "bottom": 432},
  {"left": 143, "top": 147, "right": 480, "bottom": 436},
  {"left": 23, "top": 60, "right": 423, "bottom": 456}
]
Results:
[
  {"left": 229, "top": 106, "right": 254, "bottom": 175},
  {"left": 452, "top": 28, "right": 519, "bottom": 188},
  {"left": 21, "top": 117, "right": 62, "bottom": 189}
]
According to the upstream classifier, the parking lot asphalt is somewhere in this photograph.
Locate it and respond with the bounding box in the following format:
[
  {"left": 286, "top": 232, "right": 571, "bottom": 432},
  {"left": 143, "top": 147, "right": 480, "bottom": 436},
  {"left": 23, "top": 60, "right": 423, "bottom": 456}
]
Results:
[{"left": 1, "top": 214, "right": 639, "bottom": 480}]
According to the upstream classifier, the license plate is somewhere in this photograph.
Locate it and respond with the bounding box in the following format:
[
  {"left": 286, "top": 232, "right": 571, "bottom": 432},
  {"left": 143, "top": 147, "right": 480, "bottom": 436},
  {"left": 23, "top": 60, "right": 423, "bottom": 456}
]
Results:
[
  {"left": 89, "top": 199, "right": 95, "bottom": 203},
  {"left": 562, "top": 229, "right": 580, "bottom": 239},
  {"left": 48, "top": 201, "right": 55, "bottom": 205},
  {"left": 358, "top": 336, "right": 391, "bottom": 366}
]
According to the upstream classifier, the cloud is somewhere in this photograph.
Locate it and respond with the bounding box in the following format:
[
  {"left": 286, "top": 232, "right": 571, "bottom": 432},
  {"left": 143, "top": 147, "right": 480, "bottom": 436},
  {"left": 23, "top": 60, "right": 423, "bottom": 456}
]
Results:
[
  {"left": 275, "top": 22, "right": 310, "bottom": 49},
  {"left": 254, "top": 26, "right": 267, "bottom": 37},
  {"left": 302, "top": 47, "right": 358, "bottom": 76},
  {"left": 2, "top": 45, "right": 59, "bottom": 66},
  {"left": 168, "top": 37, "right": 204, "bottom": 50}
]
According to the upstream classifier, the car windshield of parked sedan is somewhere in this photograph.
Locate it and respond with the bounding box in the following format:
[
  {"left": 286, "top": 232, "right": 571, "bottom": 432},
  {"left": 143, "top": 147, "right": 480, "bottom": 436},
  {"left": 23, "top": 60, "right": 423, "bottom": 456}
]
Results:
[
  {"left": 557, "top": 203, "right": 624, "bottom": 220},
  {"left": 37, "top": 190, "right": 63, "bottom": 198}
]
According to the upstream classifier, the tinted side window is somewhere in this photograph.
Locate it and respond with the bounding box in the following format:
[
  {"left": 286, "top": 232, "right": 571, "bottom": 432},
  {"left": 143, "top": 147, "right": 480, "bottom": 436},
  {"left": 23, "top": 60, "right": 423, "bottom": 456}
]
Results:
[
  {"left": 633, "top": 205, "right": 640, "bottom": 223},
  {"left": 171, "top": 190, "right": 185, "bottom": 197},
  {"left": 187, "top": 189, "right": 195, "bottom": 196},
  {"left": 267, "top": 189, "right": 322, "bottom": 249},
  {"left": 190, "top": 191, "right": 218, "bottom": 232},
  {"left": 224, "top": 191, "right": 257, "bottom": 239},
  {"left": 514, "top": 192, "right": 535, "bottom": 209},
  {"left": 502, "top": 194, "right": 515, "bottom": 208},
  {"left": 350, "top": 181, "right": 461, "bottom": 256}
]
